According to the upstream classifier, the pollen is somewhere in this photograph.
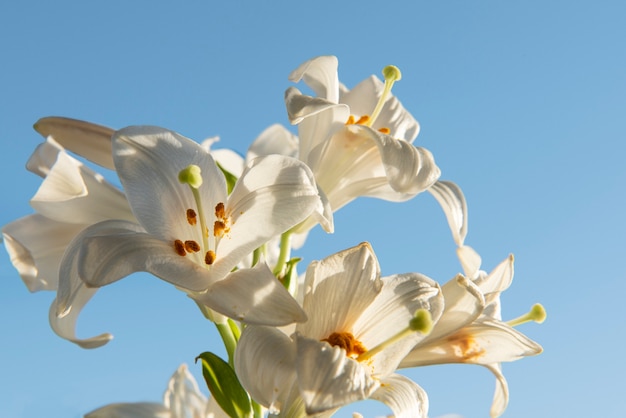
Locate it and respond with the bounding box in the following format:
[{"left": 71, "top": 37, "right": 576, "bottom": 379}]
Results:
[
  {"left": 184, "top": 240, "right": 201, "bottom": 253},
  {"left": 378, "top": 127, "right": 390, "bottom": 134},
  {"left": 355, "top": 115, "right": 370, "bottom": 125},
  {"left": 215, "top": 202, "right": 225, "bottom": 219},
  {"left": 346, "top": 115, "right": 356, "bottom": 125},
  {"left": 447, "top": 334, "right": 485, "bottom": 363},
  {"left": 174, "top": 240, "right": 186, "bottom": 256},
  {"left": 214, "top": 220, "right": 229, "bottom": 237},
  {"left": 322, "top": 331, "right": 367, "bottom": 359},
  {"left": 186, "top": 209, "right": 197, "bottom": 225},
  {"left": 205, "top": 250, "right": 216, "bottom": 265}
]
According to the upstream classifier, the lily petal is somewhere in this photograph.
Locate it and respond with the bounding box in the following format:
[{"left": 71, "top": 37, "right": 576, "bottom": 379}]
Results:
[
  {"left": 34, "top": 116, "right": 116, "bottom": 169},
  {"left": 456, "top": 245, "right": 482, "bottom": 279},
  {"left": 353, "top": 273, "right": 443, "bottom": 377},
  {"left": 340, "top": 76, "right": 420, "bottom": 143},
  {"left": 113, "top": 126, "right": 227, "bottom": 243},
  {"left": 85, "top": 402, "right": 171, "bottom": 418},
  {"left": 484, "top": 363, "right": 509, "bottom": 418},
  {"left": 427, "top": 181, "right": 468, "bottom": 247},
  {"left": 298, "top": 243, "right": 381, "bottom": 340},
  {"left": 295, "top": 334, "right": 379, "bottom": 414},
  {"left": 288, "top": 55, "right": 340, "bottom": 103},
  {"left": 2, "top": 214, "right": 84, "bottom": 292},
  {"left": 195, "top": 262, "right": 307, "bottom": 325},
  {"left": 247, "top": 124, "right": 299, "bottom": 161},
  {"left": 235, "top": 325, "right": 296, "bottom": 413},
  {"left": 370, "top": 374, "right": 429, "bottom": 418}
]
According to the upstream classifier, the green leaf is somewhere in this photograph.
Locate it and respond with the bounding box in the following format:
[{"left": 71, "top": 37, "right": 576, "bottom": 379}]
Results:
[
  {"left": 196, "top": 352, "right": 252, "bottom": 418},
  {"left": 216, "top": 161, "right": 238, "bottom": 195}
]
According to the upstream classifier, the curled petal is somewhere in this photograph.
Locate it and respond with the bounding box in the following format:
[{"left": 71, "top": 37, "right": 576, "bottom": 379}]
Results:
[
  {"left": 194, "top": 263, "right": 307, "bottom": 326},
  {"left": 34, "top": 116, "right": 116, "bottom": 169},
  {"left": 484, "top": 363, "right": 509, "bottom": 418},
  {"left": 456, "top": 245, "right": 482, "bottom": 279},
  {"left": 49, "top": 291, "right": 112, "bottom": 349},
  {"left": 2, "top": 214, "right": 84, "bottom": 292},
  {"left": 428, "top": 181, "right": 468, "bottom": 247},
  {"left": 288, "top": 55, "right": 339, "bottom": 103},
  {"left": 370, "top": 374, "right": 429, "bottom": 418},
  {"left": 26, "top": 136, "right": 64, "bottom": 178},
  {"left": 235, "top": 325, "right": 296, "bottom": 413},
  {"left": 295, "top": 334, "right": 378, "bottom": 414},
  {"left": 163, "top": 364, "right": 209, "bottom": 418}
]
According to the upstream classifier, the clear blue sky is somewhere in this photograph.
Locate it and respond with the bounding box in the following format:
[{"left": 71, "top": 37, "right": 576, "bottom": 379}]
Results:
[{"left": 1, "top": 1, "right": 625, "bottom": 417}]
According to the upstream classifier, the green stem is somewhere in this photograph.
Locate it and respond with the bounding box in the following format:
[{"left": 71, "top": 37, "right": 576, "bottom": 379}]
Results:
[
  {"left": 272, "top": 231, "right": 292, "bottom": 277},
  {"left": 215, "top": 322, "right": 237, "bottom": 368},
  {"left": 252, "top": 399, "right": 263, "bottom": 418}
]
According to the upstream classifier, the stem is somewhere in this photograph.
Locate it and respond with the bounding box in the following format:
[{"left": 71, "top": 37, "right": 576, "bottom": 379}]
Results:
[
  {"left": 272, "top": 231, "right": 292, "bottom": 277},
  {"left": 252, "top": 399, "right": 263, "bottom": 418},
  {"left": 215, "top": 322, "right": 237, "bottom": 368}
]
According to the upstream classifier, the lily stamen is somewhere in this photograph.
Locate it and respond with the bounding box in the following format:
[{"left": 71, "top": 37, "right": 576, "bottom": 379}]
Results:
[
  {"left": 506, "top": 303, "right": 547, "bottom": 327},
  {"left": 178, "top": 164, "right": 211, "bottom": 260},
  {"left": 357, "top": 308, "right": 432, "bottom": 362}
]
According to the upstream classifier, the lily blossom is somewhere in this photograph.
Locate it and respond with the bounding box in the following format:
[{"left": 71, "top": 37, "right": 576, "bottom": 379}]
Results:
[
  {"left": 58, "top": 126, "right": 323, "bottom": 330},
  {"left": 85, "top": 364, "right": 228, "bottom": 418},
  {"left": 282, "top": 56, "right": 467, "bottom": 245},
  {"left": 235, "top": 243, "right": 443, "bottom": 417},
  {"left": 400, "top": 245, "right": 544, "bottom": 417}
]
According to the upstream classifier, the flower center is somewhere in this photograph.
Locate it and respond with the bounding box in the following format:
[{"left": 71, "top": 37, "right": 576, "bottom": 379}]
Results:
[
  {"left": 321, "top": 331, "right": 367, "bottom": 359},
  {"left": 174, "top": 164, "right": 231, "bottom": 266},
  {"left": 344, "top": 65, "right": 402, "bottom": 135}
]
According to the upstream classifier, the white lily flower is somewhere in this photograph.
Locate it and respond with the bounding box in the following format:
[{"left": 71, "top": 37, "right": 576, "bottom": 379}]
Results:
[
  {"left": 235, "top": 243, "right": 444, "bottom": 417},
  {"left": 58, "top": 126, "right": 324, "bottom": 328},
  {"left": 2, "top": 130, "right": 136, "bottom": 348},
  {"left": 400, "top": 246, "right": 544, "bottom": 417},
  {"left": 282, "top": 56, "right": 468, "bottom": 245},
  {"left": 85, "top": 364, "right": 228, "bottom": 418}
]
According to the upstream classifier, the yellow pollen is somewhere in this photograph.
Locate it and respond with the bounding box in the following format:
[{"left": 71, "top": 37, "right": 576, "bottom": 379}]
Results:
[
  {"left": 447, "top": 334, "right": 485, "bottom": 362},
  {"left": 378, "top": 127, "right": 390, "bottom": 134},
  {"left": 173, "top": 240, "right": 186, "bottom": 256},
  {"left": 215, "top": 202, "right": 226, "bottom": 219},
  {"left": 186, "top": 209, "right": 197, "bottom": 225},
  {"left": 322, "top": 331, "right": 367, "bottom": 359},
  {"left": 355, "top": 115, "right": 370, "bottom": 125},
  {"left": 214, "top": 220, "right": 229, "bottom": 237},
  {"left": 184, "top": 240, "right": 201, "bottom": 253},
  {"left": 205, "top": 250, "right": 216, "bottom": 265},
  {"left": 345, "top": 115, "right": 356, "bottom": 125}
]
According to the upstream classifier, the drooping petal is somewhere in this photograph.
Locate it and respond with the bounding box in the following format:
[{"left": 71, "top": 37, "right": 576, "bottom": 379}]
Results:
[
  {"left": 484, "top": 363, "right": 509, "bottom": 418},
  {"left": 295, "top": 334, "right": 379, "bottom": 414},
  {"left": 427, "top": 180, "right": 468, "bottom": 247},
  {"left": 49, "top": 289, "right": 112, "bottom": 349},
  {"left": 370, "top": 374, "right": 429, "bottom": 418},
  {"left": 212, "top": 154, "right": 323, "bottom": 279},
  {"left": 399, "top": 319, "right": 542, "bottom": 367},
  {"left": 84, "top": 402, "right": 171, "bottom": 418},
  {"left": 194, "top": 262, "right": 307, "bottom": 325},
  {"left": 2, "top": 214, "right": 84, "bottom": 292},
  {"left": 113, "top": 126, "right": 227, "bottom": 243},
  {"left": 34, "top": 116, "right": 116, "bottom": 169},
  {"left": 163, "top": 364, "right": 209, "bottom": 418},
  {"left": 352, "top": 273, "right": 443, "bottom": 377},
  {"left": 235, "top": 325, "right": 296, "bottom": 414},
  {"left": 247, "top": 124, "right": 299, "bottom": 161},
  {"left": 288, "top": 55, "right": 340, "bottom": 103},
  {"left": 30, "top": 148, "right": 133, "bottom": 225},
  {"left": 456, "top": 245, "right": 482, "bottom": 279},
  {"left": 340, "top": 76, "right": 420, "bottom": 143},
  {"left": 298, "top": 243, "right": 381, "bottom": 341}
]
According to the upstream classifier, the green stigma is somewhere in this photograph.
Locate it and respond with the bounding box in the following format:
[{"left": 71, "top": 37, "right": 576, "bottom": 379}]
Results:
[
  {"left": 507, "top": 303, "right": 547, "bottom": 327},
  {"left": 409, "top": 309, "right": 433, "bottom": 334},
  {"left": 382, "top": 65, "right": 402, "bottom": 82},
  {"left": 366, "top": 64, "right": 402, "bottom": 128},
  {"left": 179, "top": 164, "right": 203, "bottom": 189}
]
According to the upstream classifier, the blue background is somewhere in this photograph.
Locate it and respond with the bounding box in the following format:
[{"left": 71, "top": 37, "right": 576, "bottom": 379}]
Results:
[{"left": 1, "top": 1, "right": 624, "bottom": 417}]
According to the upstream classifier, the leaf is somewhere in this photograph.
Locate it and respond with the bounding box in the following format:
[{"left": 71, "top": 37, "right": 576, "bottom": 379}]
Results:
[
  {"left": 196, "top": 351, "right": 252, "bottom": 418},
  {"left": 217, "top": 161, "right": 238, "bottom": 195}
]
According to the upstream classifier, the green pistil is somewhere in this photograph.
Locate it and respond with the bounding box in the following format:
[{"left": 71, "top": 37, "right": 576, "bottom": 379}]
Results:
[
  {"left": 357, "top": 309, "right": 432, "bottom": 362},
  {"left": 366, "top": 64, "right": 402, "bottom": 128},
  {"left": 179, "top": 164, "right": 210, "bottom": 254},
  {"left": 507, "top": 303, "right": 547, "bottom": 327}
]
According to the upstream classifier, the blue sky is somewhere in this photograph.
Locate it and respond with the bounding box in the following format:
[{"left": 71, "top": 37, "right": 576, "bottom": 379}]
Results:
[{"left": 1, "top": 1, "right": 625, "bottom": 417}]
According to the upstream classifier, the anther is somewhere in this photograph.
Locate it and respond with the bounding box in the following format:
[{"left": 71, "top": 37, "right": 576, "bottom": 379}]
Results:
[
  {"left": 174, "top": 240, "right": 186, "bottom": 256},
  {"left": 184, "top": 240, "right": 201, "bottom": 253},
  {"left": 215, "top": 202, "right": 225, "bottom": 219},
  {"left": 322, "top": 332, "right": 367, "bottom": 359},
  {"left": 214, "top": 220, "right": 227, "bottom": 237},
  {"left": 378, "top": 127, "right": 390, "bottom": 134},
  {"left": 186, "top": 209, "right": 197, "bottom": 225},
  {"left": 346, "top": 115, "right": 356, "bottom": 125},
  {"left": 205, "top": 250, "right": 216, "bottom": 265}
]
